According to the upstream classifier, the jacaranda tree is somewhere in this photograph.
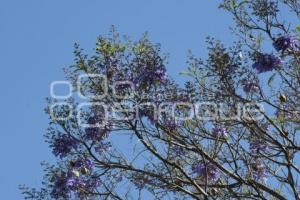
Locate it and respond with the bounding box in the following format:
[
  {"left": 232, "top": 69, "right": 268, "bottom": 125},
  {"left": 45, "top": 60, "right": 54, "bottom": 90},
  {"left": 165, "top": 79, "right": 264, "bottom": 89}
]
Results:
[{"left": 21, "top": 0, "right": 300, "bottom": 199}]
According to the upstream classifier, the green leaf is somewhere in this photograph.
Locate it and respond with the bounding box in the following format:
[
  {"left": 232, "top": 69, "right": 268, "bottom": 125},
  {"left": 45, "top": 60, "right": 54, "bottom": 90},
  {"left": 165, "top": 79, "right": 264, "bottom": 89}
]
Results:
[
  {"left": 179, "top": 70, "right": 194, "bottom": 77},
  {"left": 231, "top": 1, "right": 237, "bottom": 9},
  {"left": 296, "top": 26, "right": 300, "bottom": 32},
  {"left": 268, "top": 73, "right": 276, "bottom": 86}
]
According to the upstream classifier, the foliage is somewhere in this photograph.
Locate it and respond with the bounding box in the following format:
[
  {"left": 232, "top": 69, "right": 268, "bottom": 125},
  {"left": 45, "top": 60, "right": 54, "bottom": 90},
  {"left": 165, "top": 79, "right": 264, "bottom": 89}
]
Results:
[{"left": 21, "top": 1, "right": 300, "bottom": 199}]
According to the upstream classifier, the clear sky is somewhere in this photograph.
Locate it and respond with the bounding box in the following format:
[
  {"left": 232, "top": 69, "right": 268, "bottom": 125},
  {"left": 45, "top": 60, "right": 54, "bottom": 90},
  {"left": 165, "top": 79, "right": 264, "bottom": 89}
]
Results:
[{"left": 0, "top": 0, "right": 235, "bottom": 199}]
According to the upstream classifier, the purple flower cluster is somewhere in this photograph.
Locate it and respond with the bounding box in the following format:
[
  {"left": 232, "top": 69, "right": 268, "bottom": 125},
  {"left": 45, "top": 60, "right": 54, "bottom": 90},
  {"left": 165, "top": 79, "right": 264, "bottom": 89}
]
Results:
[
  {"left": 171, "top": 145, "right": 185, "bottom": 156},
  {"left": 71, "top": 158, "right": 93, "bottom": 171},
  {"left": 50, "top": 171, "right": 71, "bottom": 199},
  {"left": 84, "top": 116, "right": 110, "bottom": 141},
  {"left": 252, "top": 53, "right": 282, "bottom": 73},
  {"left": 51, "top": 134, "right": 78, "bottom": 158},
  {"left": 163, "top": 117, "right": 177, "bottom": 132},
  {"left": 212, "top": 125, "right": 228, "bottom": 138},
  {"left": 252, "top": 160, "right": 267, "bottom": 181},
  {"left": 273, "top": 34, "right": 299, "bottom": 53},
  {"left": 133, "top": 58, "right": 168, "bottom": 89},
  {"left": 249, "top": 139, "right": 268, "bottom": 154},
  {"left": 192, "top": 162, "right": 220, "bottom": 182},
  {"left": 134, "top": 68, "right": 167, "bottom": 87},
  {"left": 65, "top": 176, "right": 86, "bottom": 191},
  {"left": 50, "top": 158, "right": 100, "bottom": 199},
  {"left": 60, "top": 175, "right": 100, "bottom": 199},
  {"left": 242, "top": 79, "right": 260, "bottom": 93},
  {"left": 85, "top": 127, "right": 109, "bottom": 141}
]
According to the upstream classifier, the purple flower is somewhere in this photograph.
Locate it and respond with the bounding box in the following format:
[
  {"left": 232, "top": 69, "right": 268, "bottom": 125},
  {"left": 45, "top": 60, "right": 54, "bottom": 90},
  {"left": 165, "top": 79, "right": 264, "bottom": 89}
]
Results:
[
  {"left": 84, "top": 116, "right": 110, "bottom": 141},
  {"left": 249, "top": 139, "right": 268, "bottom": 154},
  {"left": 66, "top": 177, "right": 85, "bottom": 191},
  {"left": 51, "top": 134, "right": 78, "bottom": 158},
  {"left": 134, "top": 68, "right": 168, "bottom": 86},
  {"left": 50, "top": 165, "right": 101, "bottom": 199},
  {"left": 171, "top": 145, "right": 185, "bottom": 156},
  {"left": 132, "top": 54, "right": 168, "bottom": 88},
  {"left": 163, "top": 117, "right": 177, "bottom": 132},
  {"left": 252, "top": 53, "right": 282, "bottom": 73},
  {"left": 273, "top": 34, "right": 299, "bottom": 53},
  {"left": 192, "top": 162, "right": 220, "bottom": 182},
  {"left": 85, "top": 127, "right": 109, "bottom": 141},
  {"left": 50, "top": 172, "right": 71, "bottom": 199},
  {"left": 73, "top": 158, "right": 93, "bottom": 171},
  {"left": 252, "top": 160, "right": 267, "bottom": 181},
  {"left": 212, "top": 125, "right": 228, "bottom": 138},
  {"left": 86, "top": 178, "right": 101, "bottom": 188},
  {"left": 242, "top": 79, "right": 260, "bottom": 93}
]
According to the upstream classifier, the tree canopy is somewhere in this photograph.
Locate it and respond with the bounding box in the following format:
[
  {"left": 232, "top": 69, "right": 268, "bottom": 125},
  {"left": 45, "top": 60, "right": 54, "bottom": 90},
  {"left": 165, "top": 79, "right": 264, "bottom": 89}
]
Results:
[{"left": 21, "top": 0, "right": 300, "bottom": 199}]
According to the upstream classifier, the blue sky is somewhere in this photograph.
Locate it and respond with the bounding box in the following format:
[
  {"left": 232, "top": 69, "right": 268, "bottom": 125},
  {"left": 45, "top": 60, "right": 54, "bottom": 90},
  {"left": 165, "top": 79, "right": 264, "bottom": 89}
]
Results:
[{"left": 0, "top": 0, "right": 235, "bottom": 199}]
